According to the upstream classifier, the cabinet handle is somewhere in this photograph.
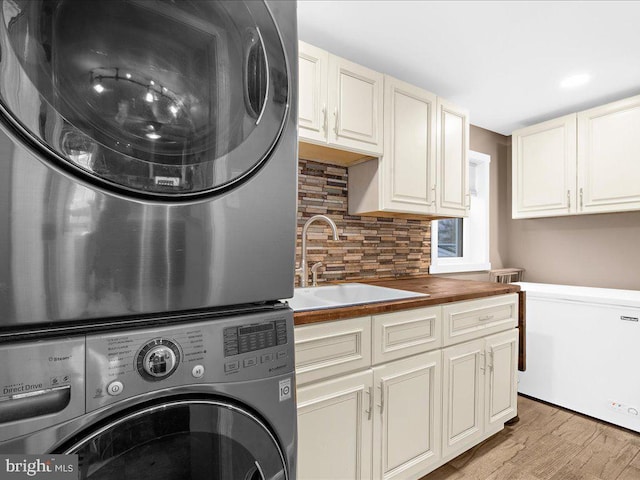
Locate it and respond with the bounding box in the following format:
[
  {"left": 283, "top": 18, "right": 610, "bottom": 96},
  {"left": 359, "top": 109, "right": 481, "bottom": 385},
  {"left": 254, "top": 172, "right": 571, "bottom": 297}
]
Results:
[
  {"left": 333, "top": 108, "right": 339, "bottom": 138},
  {"left": 365, "top": 386, "right": 372, "bottom": 420},
  {"left": 322, "top": 106, "right": 328, "bottom": 136},
  {"left": 580, "top": 187, "right": 583, "bottom": 210},
  {"left": 479, "top": 314, "right": 494, "bottom": 321},
  {"left": 465, "top": 193, "right": 471, "bottom": 209},
  {"left": 377, "top": 381, "right": 385, "bottom": 414},
  {"left": 429, "top": 185, "right": 436, "bottom": 206},
  {"left": 480, "top": 352, "right": 486, "bottom": 374},
  {"left": 567, "top": 190, "right": 571, "bottom": 209},
  {"left": 489, "top": 350, "right": 494, "bottom": 373}
]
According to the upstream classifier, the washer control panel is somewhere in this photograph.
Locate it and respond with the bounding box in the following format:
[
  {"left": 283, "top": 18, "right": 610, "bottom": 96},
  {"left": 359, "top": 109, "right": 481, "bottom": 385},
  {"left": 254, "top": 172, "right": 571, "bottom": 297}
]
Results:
[
  {"left": 85, "top": 309, "right": 294, "bottom": 412},
  {"left": 223, "top": 319, "right": 287, "bottom": 357},
  {"left": 136, "top": 339, "right": 180, "bottom": 381}
]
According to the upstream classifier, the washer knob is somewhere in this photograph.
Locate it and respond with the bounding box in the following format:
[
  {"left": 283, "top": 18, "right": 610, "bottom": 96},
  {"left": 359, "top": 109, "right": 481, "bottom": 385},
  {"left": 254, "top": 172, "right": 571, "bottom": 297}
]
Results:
[
  {"left": 137, "top": 339, "right": 180, "bottom": 381},
  {"left": 144, "top": 346, "right": 177, "bottom": 377}
]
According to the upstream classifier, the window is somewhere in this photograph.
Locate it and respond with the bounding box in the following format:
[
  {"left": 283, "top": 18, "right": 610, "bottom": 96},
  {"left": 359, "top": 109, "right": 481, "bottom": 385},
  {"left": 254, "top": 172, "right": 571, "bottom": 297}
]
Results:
[
  {"left": 437, "top": 218, "right": 463, "bottom": 257},
  {"left": 430, "top": 150, "right": 491, "bottom": 274}
]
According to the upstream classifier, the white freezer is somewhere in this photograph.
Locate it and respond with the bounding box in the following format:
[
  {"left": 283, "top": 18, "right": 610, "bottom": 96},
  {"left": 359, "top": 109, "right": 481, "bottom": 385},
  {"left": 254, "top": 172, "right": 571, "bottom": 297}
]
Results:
[{"left": 515, "top": 282, "right": 640, "bottom": 432}]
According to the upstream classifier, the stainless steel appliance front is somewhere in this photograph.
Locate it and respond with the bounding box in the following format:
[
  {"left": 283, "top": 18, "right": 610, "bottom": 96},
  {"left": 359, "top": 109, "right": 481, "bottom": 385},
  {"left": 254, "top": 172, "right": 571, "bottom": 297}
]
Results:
[
  {"left": 0, "top": 0, "right": 298, "bottom": 330},
  {"left": 0, "top": 308, "right": 297, "bottom": 479}
]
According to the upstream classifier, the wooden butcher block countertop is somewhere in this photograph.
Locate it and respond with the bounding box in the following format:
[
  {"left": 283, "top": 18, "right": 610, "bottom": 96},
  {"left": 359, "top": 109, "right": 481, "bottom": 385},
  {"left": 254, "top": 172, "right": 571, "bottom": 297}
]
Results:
[{"left": 293, "top": 275, "right": 521, "bottom": 326}]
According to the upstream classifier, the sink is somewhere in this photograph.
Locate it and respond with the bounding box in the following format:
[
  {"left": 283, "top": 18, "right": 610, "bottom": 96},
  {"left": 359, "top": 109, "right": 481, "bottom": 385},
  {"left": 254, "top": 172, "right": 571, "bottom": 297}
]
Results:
[{"left": 285, "top": 283, "right": 429, "bottom": 312}]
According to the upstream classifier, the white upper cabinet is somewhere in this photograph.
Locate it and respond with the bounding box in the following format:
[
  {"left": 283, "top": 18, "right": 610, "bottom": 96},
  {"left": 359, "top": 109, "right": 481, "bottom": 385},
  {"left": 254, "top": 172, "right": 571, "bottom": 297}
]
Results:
[
  {"left": 436, "top": 98, "right": 470, "bottom": 217},
  {"left": 380, "top": 77, "right": 437, "bottom": 214},
  {"left": 348, "top": 76, "right": 469, "bottom": 218},
  {"left": 298, "top": 41, "right": 329, "bottom": 145},
  {"left": 356, "top": 75, "right": 438, "bottom": 216},
  {"left": 512, "top": 114, "right": 577, "bottom": 218},
  {"left": 512, "top": 94, "right": 640, "bottom": 219},
  {"left": 298, "top": 41, "right": 470, "bottom": 218},
  {"left": 329, "top": 55, "right": 384, "bottom": 154},
  {"left": 577, "top": 95, "right": 640, "bottom": 214},
  {"left": 298, "top": 41, "right": 383, "bottom": 158}
]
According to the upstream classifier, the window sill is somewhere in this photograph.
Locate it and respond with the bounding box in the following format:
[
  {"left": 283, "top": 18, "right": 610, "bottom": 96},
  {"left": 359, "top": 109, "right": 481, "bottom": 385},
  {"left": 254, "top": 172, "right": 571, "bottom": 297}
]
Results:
[{"left": 429, "top": 262, "right": 491, "bottom": 274}]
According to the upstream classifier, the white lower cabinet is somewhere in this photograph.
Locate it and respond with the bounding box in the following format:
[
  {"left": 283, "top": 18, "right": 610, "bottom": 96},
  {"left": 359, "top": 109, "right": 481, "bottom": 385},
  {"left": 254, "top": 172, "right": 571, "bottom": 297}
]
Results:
[
  {"left": 441, "top": 338, "right": 485, "bottom": 458},
  {"left": 373, "top": 351, "right": 441, "bottom": 480},
  {"left": 295, "top": 294, "right": 519, "bottom": 480},
  {"left": 441, "top": 329, "right": 518, "bottom": 459},
  {"left": 297, "top": 370, "right": 373, "bottom": 480},
  {"left": 484, "top": 329, "right": 519, "bottom": 432}
]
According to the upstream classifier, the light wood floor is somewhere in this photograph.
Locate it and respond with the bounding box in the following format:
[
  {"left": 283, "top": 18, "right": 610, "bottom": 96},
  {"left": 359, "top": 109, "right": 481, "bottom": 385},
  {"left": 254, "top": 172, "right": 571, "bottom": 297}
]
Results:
[{"left": 422, "top": 395, "right": 640, "bottom": 480}]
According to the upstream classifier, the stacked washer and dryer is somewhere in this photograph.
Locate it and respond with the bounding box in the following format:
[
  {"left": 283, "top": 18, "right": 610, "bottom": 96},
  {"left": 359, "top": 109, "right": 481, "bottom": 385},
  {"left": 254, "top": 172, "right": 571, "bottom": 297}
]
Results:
[{"left": 0, "top": 1, "right": 298, "bottom": 479}]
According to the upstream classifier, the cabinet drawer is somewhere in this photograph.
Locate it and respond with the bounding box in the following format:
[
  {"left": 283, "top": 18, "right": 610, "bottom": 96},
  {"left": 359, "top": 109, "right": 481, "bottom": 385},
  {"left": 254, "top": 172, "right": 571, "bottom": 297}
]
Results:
[
  {"left": 442, "top": 294, "right": 518, "bottom": 346},
  {"left": 295, "top": 316, "right": 372, "bottom": 385},
  {"left": 372, "top": 306, "right": 441, "bottom": 365}
]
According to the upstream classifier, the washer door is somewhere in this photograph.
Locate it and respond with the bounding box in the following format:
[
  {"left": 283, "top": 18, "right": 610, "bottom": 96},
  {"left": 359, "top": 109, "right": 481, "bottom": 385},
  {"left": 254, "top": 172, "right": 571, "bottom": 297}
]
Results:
[
  {"left": 0, "top": 0, "right": 289, "bottom": 199},
  {"left": 61, "top": 400, "right": 288, "bottom": 480}
]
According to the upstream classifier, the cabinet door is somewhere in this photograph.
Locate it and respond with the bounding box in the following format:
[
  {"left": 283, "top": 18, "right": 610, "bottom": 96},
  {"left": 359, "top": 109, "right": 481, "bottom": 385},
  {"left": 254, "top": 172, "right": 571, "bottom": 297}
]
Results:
[
  {"left": 297, "top": 370, "right": 373, "bottom": 480},
  {"left": 328, "top": 55, "right": 384, "bottom": 155},
  {"left": 442, "top": 338, "right": 485, "bottom": 459},
  {"left": 373, "top": 351, "right": 441, "bottom": 480},
  {"left": 484, "top": 329, "right": 518, "bottom": 435},
  {"left": 578, "top": 94, "right": 640, "bottom": 214},
  {"left": 380, "top": 76, "right": 437, "bottom": 214},
  {"left": 436, "top": 98, "right": 469, "bottom": 217},
  {"left": 298, "top": 41, "right": 329, "bottom": 144},
  {"left": 512, "top": 114, "right": 577, "bottom": 218}
]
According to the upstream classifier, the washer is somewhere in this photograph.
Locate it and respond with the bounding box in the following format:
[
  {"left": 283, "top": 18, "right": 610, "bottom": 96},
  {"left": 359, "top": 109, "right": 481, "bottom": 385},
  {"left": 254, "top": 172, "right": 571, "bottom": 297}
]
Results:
[{"left": 0, "top": 308, "right": 296, "bottom": 479}]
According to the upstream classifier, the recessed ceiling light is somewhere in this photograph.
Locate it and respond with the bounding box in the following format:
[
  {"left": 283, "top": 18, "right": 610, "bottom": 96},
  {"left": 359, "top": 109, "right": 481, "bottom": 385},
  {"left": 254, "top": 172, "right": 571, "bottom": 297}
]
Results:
[{"left": 560, "top": 73, "right": 591, "bottom": 89}]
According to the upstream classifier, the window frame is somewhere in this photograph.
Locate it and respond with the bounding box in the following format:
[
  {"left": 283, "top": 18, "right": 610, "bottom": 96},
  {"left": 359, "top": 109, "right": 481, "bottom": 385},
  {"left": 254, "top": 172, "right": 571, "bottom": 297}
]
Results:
[{"left": 429, "top": 150, "right": 491, "bottom": 274}]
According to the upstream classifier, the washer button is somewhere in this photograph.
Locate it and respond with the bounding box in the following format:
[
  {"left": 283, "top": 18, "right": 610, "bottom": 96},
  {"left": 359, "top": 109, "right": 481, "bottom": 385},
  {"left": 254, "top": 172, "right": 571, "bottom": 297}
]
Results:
[
  {"left": 276, "top": 351, "right": 287, "bottom": 359},
  {"left": 261, "top": 353, "right": 275, "bottom": 363},
  {"left": 192, "top": 365, "right": 205, "bottom": 378},
  {"left": 243, "top": 357, "right": 258, "bottom": 368},
  {"left": 224, "top": 361, "right": 240, "bottom": 373},
  {"left": 107, "top": 381, "right": 124, "bottom": 396}
]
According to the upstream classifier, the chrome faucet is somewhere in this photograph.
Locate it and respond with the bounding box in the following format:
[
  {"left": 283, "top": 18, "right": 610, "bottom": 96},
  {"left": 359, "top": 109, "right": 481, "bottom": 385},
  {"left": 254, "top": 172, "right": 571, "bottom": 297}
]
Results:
[{"left": 296, "top": 215, "right": 339, "bottom": 288}]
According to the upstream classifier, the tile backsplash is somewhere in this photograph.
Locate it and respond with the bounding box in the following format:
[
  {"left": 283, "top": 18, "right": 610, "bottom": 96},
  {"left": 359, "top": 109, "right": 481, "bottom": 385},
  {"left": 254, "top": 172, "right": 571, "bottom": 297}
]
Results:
[{"left": 296, "top": 159, "right": 432, "bottom": 285}]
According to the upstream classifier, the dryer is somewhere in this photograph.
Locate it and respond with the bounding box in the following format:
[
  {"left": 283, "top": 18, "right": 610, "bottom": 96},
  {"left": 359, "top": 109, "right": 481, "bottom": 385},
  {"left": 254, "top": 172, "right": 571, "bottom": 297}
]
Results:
[
  {"left": 0, "top": 0, "right": 298, "bottom": 331},
  {"left": 0, "top": 307, "right": 297, "bottom": 479}
]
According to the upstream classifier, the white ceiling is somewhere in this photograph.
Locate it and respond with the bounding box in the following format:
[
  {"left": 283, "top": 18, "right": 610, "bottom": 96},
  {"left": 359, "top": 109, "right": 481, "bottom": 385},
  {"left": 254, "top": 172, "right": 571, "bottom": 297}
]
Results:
[{"left": 297, "top": 0, "right": 640, "bottom": 135}]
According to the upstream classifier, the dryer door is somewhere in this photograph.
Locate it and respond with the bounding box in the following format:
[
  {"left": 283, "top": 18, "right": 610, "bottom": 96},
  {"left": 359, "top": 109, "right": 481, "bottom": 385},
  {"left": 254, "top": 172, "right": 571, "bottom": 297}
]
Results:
[
  {"left": 61, "top": 400, "right": 289, "bottom": 480},
  {"left": 0, "top": 0, "right": 289, "bottom": 199}
]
